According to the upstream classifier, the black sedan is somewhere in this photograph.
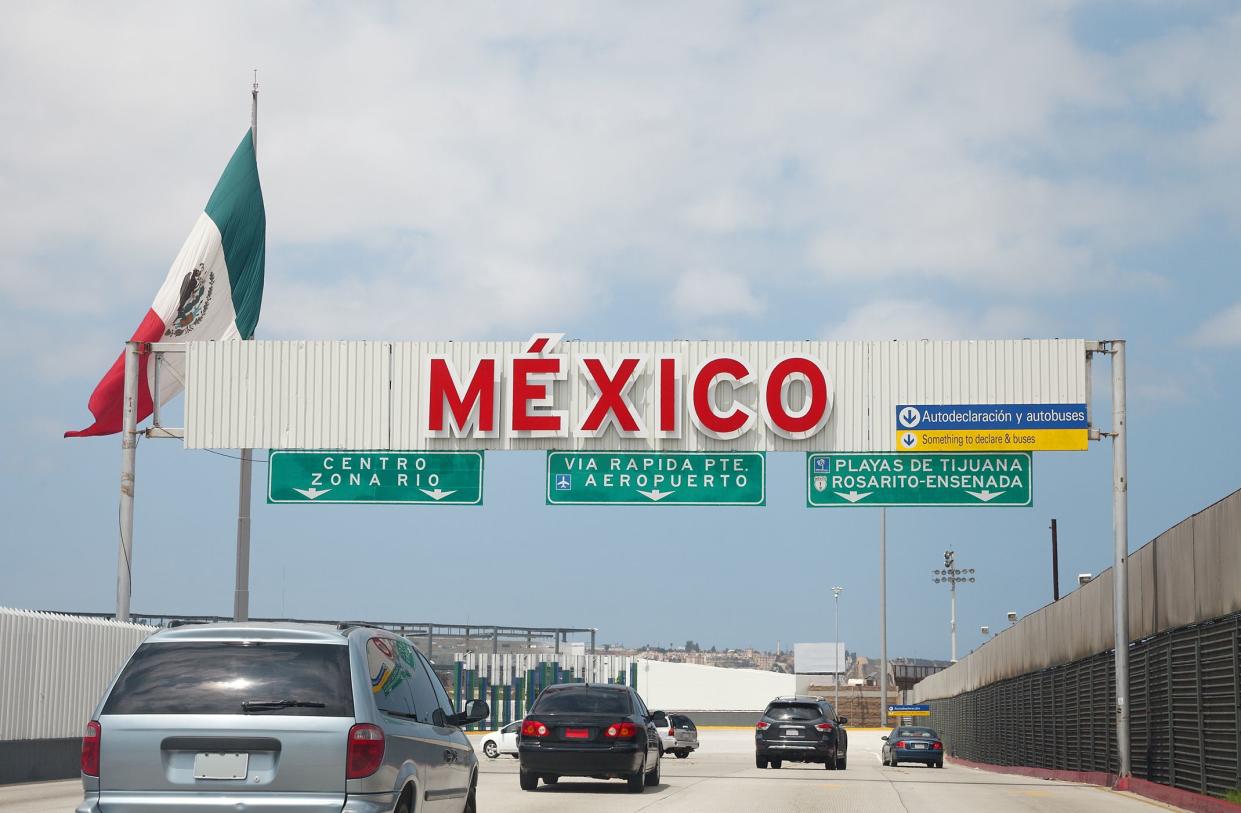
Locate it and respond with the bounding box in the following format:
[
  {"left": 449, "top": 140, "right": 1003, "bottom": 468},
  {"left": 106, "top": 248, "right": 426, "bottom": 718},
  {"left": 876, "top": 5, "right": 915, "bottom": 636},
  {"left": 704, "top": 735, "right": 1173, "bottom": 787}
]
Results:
[
  {"left": 517, "top": 683, "right": 663, "bottom": 793},
  {"left": 881, "top": 726, "right": 945, "bottom": 767}
]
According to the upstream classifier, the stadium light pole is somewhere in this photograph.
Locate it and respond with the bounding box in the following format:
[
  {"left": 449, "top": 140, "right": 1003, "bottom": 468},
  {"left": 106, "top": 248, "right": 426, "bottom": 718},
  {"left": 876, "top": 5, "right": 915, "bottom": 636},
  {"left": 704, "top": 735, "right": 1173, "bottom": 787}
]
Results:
[
  {"left": 831, "top": 586, "right": 843, "bottom": 711},
  {"left": 932, "top": 551, "right": 975, "bottom": 662}
]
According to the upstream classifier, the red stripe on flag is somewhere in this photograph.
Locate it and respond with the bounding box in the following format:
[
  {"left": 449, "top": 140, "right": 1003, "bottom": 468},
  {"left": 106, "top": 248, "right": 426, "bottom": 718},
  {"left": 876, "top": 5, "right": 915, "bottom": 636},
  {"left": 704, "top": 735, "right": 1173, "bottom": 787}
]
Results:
[{"left": 64, "top": 310, "right": 166, "bottom": 438}]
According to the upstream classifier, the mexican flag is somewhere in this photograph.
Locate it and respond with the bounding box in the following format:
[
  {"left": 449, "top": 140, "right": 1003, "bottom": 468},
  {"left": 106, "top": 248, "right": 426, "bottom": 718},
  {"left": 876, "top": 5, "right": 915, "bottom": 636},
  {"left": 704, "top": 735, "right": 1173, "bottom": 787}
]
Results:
[{"left": 66, "top": 132, "right": 265, "bottom": 437}]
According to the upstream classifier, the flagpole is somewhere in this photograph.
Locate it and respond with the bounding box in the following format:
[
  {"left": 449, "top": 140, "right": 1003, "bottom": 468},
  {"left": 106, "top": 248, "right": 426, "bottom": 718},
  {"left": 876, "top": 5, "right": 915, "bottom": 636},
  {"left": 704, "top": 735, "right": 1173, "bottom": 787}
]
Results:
[
  {"left": 233, "top": 73, "right": 258, "bottom": 623},
  {"left": 116, "top": 341, "right": 141, "bottom": 621}
]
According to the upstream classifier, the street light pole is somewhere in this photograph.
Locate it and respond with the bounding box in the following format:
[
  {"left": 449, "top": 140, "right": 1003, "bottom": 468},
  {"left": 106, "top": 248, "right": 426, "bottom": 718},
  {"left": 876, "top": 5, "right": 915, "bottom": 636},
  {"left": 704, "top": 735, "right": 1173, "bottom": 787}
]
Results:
[
  {"left": 831, "top": 586, "right": 843, "bottom": 712},
  {"left": 932, "top": 551, "right": 975, "bottom": 663}
]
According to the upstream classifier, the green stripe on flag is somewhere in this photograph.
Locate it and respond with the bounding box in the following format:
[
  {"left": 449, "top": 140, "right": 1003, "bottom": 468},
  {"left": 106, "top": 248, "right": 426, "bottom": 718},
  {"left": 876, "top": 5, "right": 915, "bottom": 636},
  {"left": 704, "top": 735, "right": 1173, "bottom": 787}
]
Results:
[{"left": 205, "top": 131, "right": 265, "bottom": 339}]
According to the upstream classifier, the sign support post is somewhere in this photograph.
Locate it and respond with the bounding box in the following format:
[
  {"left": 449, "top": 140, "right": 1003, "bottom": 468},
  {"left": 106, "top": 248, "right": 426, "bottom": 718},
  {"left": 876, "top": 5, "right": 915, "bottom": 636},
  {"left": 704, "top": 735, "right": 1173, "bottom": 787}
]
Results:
[
  {"left": 1109, "top": 339, "right": 1131, "bottom": 777},
  {"left": 234, "top": 76, "right": 259, "bottom": 623},
  {"left": 116, "top": 340, "right": 140, "bottom": 622},
  {"left": 880, "top": 507, "right": 888, "bottom": 728}
]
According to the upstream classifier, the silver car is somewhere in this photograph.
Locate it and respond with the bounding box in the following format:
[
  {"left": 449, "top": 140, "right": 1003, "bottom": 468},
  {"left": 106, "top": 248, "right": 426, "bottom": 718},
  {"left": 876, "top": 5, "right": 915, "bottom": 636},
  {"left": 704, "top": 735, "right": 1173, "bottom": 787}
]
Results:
[{"left": 77, "top": 622, "right": 489, "bottom": 813}]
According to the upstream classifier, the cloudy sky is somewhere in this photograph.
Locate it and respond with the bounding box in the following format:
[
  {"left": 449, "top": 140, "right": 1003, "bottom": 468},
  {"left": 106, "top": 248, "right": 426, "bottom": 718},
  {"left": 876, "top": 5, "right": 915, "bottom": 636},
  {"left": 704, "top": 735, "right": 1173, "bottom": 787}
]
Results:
[{"left": 2, "top": 1, "right": 1239, "bottom": 658}]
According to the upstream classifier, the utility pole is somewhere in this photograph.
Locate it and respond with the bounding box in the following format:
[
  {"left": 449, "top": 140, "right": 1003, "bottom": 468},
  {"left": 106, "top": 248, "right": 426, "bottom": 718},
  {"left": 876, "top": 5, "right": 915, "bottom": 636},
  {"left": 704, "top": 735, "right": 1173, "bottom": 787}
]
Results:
[
  {"left": 1051, "top": 518, "right": 1061, "bottom": 601},
  {"left": 932, "top": 552, "right": 975, "bottom": 663},
  {"left": 831, "top": 586, "right": 843, "bottom": 713},
  {"left": 233, "top": 73, "right": 258, "bottom": 623},
  {"left": 1107, "top": 340, "right": 1131, "bottom": 776}
]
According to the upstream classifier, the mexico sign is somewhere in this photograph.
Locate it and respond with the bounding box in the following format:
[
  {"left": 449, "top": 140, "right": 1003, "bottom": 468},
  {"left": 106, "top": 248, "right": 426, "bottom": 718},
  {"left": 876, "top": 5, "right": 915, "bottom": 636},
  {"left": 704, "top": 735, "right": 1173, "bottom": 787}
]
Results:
[{"left": 183, "top": 337, "right": 1091, "bottom": 453}]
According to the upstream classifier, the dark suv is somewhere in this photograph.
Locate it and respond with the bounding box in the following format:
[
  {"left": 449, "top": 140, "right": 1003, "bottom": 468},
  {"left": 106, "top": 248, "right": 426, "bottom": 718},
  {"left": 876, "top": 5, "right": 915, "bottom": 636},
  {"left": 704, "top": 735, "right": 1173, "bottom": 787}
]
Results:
[{"left": 755, "top": 696, "right": 848, "bottom": 770}]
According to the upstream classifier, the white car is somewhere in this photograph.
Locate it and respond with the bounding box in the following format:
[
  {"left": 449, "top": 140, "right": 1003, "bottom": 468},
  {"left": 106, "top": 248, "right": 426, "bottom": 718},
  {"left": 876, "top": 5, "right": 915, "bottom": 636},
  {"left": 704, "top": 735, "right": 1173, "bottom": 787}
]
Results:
[
  {"left": 479, "top": 720, "right": 522, "bottom": 759},
  {"left": 649, "top": 711, "right": 699, "bottom": 757}
]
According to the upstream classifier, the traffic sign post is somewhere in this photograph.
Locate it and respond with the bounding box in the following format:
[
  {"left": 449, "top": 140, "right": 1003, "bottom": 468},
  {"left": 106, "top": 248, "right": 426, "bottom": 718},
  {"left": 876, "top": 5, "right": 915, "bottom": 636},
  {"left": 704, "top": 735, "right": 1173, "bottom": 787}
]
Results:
[
  {"left": 546, "top": 451, "right": 765, "bottom": 506},
  {"left": 268, "top": 451, "right": 484, "bottom": 505},
  {"left": 895, "top": 403, "right": 1088, "bottom": 452},
  {"left": 807, "top": 452, "right": 1032, "bottom": 507},
  {"left": 888, "top": 704, "right": 931, "bottom": 718}
]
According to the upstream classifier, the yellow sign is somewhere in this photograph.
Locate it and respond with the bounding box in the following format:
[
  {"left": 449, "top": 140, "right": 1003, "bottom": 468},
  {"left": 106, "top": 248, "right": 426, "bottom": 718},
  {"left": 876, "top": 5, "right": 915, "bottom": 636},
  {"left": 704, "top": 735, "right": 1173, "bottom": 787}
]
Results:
[{"left": 896, "top": 428, "right": 1088, "bottom": 453}]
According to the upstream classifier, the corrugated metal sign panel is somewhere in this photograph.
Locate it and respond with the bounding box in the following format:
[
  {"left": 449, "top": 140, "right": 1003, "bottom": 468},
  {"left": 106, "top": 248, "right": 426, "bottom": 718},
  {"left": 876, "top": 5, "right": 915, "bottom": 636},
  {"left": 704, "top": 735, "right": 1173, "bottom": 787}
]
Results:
[
  {"left": 0, "top": 608, "right": 154, "bottom": 741},
  {"left": 187, "top": 341, "right": 390, "bottom": 450},
  {"left": 185, "top": 338, "right": 1086, "bottom": 451}
]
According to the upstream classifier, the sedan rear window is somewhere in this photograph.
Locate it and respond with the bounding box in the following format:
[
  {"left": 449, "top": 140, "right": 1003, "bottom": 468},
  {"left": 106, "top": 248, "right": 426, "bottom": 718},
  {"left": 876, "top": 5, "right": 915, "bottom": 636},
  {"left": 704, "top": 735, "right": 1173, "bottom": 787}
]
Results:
[
  {"left": 532, "top": 688, "right": 631, "bottom": 715},
  {"left": 765, "top": 703, "right": 822, "bottom": 721},
  {"left": 102, "top": 641, "right": 353, "bottom": 716},
  {"left": 898, "top": 727, "right": 938, "bottom": 738}
]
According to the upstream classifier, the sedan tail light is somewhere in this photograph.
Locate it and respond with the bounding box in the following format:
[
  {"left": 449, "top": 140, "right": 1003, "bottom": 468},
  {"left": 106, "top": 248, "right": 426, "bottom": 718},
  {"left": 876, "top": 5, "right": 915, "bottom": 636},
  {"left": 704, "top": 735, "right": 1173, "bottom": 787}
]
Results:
[
  {"left": 603, "top": 721, "right": 638, "bottom": 739},
  {"left": 346, "top": 724, "right": 385, "bottom": 779},
  {"left": 895, "top": 740, "right": 906, "bottom": 748},
  {"left": 814, "top": 722, "right": 834, "bottom": 733},
  {"left": 755, "top": 721, "right": 770, "bottom": 730},
  {"left": 81, "top": 721, "right": 101, "bottom": 777},
  {"left": 932, "top": 741, "right": 943, "bottom": 750},
  {"left": 521, "top": 720, "right": 550, "bottom": 737}
]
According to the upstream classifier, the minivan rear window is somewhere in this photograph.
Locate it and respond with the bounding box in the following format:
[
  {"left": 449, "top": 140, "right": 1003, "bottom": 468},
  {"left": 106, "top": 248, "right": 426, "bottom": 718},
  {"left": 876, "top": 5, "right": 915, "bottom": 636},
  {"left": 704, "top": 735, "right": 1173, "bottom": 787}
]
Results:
[
  {"left": 765, "top": 703, "right": 822, "bottom": 721},
  {"left": 532, "top": 688, "right": 631, "bottom": 715},
  {"left": 102, "top": 641, "right": 353, "bottom": 716}
]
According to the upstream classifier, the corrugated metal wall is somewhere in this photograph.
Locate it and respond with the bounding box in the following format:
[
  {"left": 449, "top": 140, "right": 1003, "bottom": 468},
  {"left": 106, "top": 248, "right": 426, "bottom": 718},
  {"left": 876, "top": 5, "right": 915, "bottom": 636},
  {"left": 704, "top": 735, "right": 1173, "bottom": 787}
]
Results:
[
  {"left": 914, "top": 488, "right": 1241, "bottom": 701},
  {"left": 185, "top": 339, "right": 1087, "bottom": 450},
  {"left": 0, "top": 608, "right": 153, "bottom": 741}
]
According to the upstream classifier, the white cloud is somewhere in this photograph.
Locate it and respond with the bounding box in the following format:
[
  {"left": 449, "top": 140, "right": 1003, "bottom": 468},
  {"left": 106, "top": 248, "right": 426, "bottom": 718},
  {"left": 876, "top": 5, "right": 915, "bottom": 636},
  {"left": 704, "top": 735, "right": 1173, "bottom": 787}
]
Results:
[
  {"left": 669, "top": 270, "right": 764, "bottom": 321},
  {"left": 0, "top": 1, "right": 1238, "bottom": 351},
  {"left": 1190, "top": 301, "right": 1241, "bottom": 347},
  {"left": 824, "top": 299, "right": 1042, "bottom": 341}
]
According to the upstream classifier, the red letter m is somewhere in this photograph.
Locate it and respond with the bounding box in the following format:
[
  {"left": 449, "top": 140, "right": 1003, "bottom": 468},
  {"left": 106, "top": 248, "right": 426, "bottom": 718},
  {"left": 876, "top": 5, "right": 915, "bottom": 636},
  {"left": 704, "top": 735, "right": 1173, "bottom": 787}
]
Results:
[{"left": 426, "top": 356, "right": 497, "bottom": 436}]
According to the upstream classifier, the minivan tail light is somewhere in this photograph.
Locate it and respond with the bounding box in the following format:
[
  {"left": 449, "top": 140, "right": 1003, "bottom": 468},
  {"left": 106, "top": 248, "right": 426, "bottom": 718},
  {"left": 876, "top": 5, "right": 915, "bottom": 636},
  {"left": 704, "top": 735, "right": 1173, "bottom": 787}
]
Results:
[
  {"left": 815, "top": 722, "right": 834, "bottom": 733},
  {"left": 81, "top": 721, "right": 101, "bottom": 776},
  {"left": 346, "top": 724, "right": 385, "bottom": 779},
  {"left": 603, "top": 721, "right": 637, "bottom": 739},
  {"left": 521, "top": 720, "right": 550, "bottom": 738},
  {"left": 669, "top": 726, "right": 675, "bottom": 737}
]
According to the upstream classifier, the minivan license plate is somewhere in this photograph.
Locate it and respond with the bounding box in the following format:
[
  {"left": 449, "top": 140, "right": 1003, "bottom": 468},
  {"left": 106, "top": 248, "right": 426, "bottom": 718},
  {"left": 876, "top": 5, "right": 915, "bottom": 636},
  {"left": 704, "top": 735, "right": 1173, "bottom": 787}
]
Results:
[{"left": 194, "top": 753, "right": 248, "bottom": 780}]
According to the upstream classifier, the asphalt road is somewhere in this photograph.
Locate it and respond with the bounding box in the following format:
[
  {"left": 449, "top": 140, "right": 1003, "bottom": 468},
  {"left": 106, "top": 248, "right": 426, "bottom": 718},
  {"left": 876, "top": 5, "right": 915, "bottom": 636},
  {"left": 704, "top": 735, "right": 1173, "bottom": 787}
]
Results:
[{"left": 0, "top": 730, "right": 1177, "bottom": 812}]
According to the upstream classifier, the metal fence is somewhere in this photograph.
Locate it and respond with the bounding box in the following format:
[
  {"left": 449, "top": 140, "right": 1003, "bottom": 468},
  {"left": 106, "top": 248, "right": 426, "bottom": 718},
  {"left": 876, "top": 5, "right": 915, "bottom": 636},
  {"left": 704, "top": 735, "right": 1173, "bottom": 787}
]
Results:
[
  {"left": 925, "top": 610, "right": 1241, "bottom": 798},
  {"left": 448, "top": 652, "right": 639, "bottom": 731},
  {"left": 0, "top": 607, "right": 155, "bottom": 742}
]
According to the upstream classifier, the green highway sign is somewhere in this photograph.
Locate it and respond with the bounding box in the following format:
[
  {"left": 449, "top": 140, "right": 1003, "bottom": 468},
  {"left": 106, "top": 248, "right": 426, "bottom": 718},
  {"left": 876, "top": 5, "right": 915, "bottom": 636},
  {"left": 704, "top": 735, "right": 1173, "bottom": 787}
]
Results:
[
  {"left": 546, "top": 451, "right": 765, "bottom": 506},
  {"left": 268, "top": 451, "right": 484, "bottom": 505},
  {"left": 807, "top": 452, "right": 1032, "bottom": 507}
]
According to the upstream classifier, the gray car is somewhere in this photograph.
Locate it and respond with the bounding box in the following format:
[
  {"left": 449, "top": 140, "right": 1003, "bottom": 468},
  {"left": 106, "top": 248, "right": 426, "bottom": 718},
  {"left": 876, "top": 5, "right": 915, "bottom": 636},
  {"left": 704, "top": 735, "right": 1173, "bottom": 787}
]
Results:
[{"left": 77, "top": 621, "right": 489, "bottom": 813}]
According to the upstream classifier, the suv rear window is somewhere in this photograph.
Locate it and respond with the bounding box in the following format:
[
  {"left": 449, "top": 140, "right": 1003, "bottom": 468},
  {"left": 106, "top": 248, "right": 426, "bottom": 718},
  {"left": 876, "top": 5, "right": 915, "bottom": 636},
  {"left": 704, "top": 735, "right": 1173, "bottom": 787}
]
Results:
[
  {"left": 765, "top": 703, "right": 823, "bottom": 721},
  {"left": 102, "top": 641, "right": 354, "bottom": 716},
  {"left": 532, "top": 688, "right": 631, "bottom": 715}
]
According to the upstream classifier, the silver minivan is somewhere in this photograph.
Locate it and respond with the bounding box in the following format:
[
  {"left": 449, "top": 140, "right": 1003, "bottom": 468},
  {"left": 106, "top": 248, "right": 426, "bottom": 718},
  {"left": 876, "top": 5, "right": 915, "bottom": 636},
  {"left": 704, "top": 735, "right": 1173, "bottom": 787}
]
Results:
[{"left": 77, "top": 622, "right": 489, "bottom": 813}]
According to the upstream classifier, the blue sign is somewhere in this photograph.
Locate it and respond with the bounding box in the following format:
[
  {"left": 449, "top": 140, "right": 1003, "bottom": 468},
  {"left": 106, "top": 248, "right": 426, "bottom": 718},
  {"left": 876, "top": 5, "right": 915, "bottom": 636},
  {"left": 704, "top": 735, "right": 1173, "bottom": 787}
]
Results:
[
  {"left": 813, "top": 456, "right": 830, "bottom": 473},
  {"left": 554, "top": 473, "right": 572, "bottom": 491},
  {"left": 896, "top": 403, "right": 1088, "bottom": 430},
  {"left": 888, "top": 704, "right": 931, "bottom": 716}
]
